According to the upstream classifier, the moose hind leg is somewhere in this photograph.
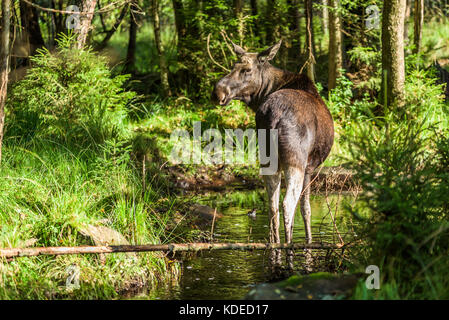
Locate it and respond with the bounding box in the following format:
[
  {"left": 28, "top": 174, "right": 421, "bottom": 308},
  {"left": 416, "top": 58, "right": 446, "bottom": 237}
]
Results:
[
  {"left": 283, "top": 166, "right": 304, "bottom": 269},
  {"left": 300, "top": 172, "right": 312, "bottom": 244},
  {"left": 263, "top": 172, "right": 282, "bottom": 268},
  {"left": 300, "top": 172, "right": 314, "bottom": 271}
]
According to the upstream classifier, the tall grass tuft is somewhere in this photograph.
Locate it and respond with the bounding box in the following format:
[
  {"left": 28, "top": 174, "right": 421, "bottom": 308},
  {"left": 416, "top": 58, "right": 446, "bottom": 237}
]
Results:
[{"left": 0, "top": 35, "right": 180, "bottom": 299}]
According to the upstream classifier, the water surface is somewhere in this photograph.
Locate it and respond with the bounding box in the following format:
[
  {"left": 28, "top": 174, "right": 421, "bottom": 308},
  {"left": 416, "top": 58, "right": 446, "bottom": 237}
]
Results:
[{"left": 143, "top": 190, "right": 358, "bottom": 300}]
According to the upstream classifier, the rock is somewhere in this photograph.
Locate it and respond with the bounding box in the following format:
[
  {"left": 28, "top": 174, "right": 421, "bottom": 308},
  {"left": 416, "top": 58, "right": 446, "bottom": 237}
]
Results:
[
  {"left": 18, "top": 238, "right": 38, "bottom": 248},
  {"left": 189, "top": 204, "right": 223, "bottom": 222},
  {"left": 79, "top": 224, "right": 130, "bottom": 246},
  {"left": 245, "top": 272, "right": 361, "bottom": 300},
  {"left": 78, "top": 224, "right": 138, "bottom": 263}
]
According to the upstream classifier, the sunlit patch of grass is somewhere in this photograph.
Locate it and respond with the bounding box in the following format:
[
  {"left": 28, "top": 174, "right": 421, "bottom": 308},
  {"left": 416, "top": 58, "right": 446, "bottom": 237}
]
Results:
[
  {"left": 420, "top": 18, "right": 449, "bottom": 64},
  {"left": 0, "top": 138, "right": 180, "bottom": 299}
]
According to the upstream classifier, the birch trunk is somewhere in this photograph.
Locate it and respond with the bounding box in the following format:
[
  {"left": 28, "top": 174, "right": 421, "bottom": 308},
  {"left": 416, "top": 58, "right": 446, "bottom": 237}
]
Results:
[
  {"left": 76, "top": 0, "right": 97, "bottom": 49},
  {"left": 0, "top": 0, "right": 11, "bottom": 163}
]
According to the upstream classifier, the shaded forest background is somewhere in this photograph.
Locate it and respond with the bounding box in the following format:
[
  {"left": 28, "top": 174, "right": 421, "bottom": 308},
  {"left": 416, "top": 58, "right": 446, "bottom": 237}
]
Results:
[
  {"left": 1, "top": 0, "right": 449, "bottom": 300},
  {"left": 4, "top": 0, "right": 449, "bottom": 99}
]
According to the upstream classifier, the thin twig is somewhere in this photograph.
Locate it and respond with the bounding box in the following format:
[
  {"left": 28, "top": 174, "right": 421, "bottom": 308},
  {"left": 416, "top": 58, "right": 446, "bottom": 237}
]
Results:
[
  {"left": 210, "top": 208, "right": 217, "bottom": 242},
  {"left": 207, "top": 34, "right": 230, "bottom": 72},
  {"left": 220, "top": 30, "right": 236, "bottom": 56},
  {"left": 20, "top": 0, "right": 127, "bottom": 15}
]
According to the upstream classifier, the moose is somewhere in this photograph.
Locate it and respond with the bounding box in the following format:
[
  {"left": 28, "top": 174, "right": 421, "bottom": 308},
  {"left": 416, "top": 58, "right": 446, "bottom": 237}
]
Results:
[{"left": 211, "top": 41, "right": 334, "bottom": 269}]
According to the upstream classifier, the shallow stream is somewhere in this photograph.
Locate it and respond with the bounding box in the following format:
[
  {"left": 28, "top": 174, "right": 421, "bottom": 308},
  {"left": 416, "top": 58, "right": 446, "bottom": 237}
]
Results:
[{"left": 137, "top": 190, "right": 358, "bottom": 299}]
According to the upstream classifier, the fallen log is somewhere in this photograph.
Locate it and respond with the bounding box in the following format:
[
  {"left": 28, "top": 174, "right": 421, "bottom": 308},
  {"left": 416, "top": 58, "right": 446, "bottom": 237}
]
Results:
[{"left": 0, "top": 242, "right": 346, "bottom": 259}]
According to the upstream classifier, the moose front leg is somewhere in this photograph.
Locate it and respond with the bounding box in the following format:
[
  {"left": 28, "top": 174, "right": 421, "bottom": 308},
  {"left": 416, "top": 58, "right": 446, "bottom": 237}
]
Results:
[{"left": 263, "top": 172, "right": 282, "bottom": 269}]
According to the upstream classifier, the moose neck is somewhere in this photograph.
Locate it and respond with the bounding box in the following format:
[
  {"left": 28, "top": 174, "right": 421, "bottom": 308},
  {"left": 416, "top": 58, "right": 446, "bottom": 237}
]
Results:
[{"left": 248, "top": 64, "right": 320, "bottom": 112}]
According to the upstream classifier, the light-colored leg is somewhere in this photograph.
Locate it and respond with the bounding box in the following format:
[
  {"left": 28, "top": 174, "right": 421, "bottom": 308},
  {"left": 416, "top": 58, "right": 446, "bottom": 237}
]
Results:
[
  {"left": 300, "top": 173, "right": 312, "bottom": 244},
  {"left": 283, "top": 166, "right": 305, "bottom": 269},
  {"left": 263, "top": 171, "right": 282, "bottom": 267},
  {"left": 301, "top": 172, "right": 313, "bottom": 272}
]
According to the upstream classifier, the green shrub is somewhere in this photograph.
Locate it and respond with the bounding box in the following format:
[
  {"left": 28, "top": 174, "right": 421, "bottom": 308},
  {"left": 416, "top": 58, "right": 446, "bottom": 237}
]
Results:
[
  {"left": 7, "top": 34, "right": 135, "bottom": 145},
  {"left": 348, "top": 70, "right": 449, "bottom": 298},
  {"left": 327, "top": 74, "right": 376, "bottom": 122}
]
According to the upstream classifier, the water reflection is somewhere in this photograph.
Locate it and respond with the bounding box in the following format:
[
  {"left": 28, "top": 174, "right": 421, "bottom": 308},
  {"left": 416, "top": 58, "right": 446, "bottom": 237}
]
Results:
[{"left": 148, "top": 191, "right": 358, "bottom": 300}]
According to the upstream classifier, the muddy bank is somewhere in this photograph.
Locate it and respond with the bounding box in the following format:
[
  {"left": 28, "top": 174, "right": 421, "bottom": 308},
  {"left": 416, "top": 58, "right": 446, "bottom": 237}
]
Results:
[{"left": 168, "top": 165, "right": 359, "bottom": 194}]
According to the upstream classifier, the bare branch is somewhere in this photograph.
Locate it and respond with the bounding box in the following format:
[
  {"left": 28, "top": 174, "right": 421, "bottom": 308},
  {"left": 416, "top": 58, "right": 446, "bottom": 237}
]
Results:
[
  {"left": 207, "top": 33, "right": 230, "bottom": 72},
  {"left": 1, "top": 242, "right": 350, "bottom": 259},
  {"left": 20, "top": 0, "right": 128, "bottom": 15}
]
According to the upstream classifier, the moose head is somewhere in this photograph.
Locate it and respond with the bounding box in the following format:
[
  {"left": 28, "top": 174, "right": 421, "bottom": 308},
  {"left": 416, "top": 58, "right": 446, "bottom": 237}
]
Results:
[{"left": 211, "top": 40, "right": 283, "bottom": 108}]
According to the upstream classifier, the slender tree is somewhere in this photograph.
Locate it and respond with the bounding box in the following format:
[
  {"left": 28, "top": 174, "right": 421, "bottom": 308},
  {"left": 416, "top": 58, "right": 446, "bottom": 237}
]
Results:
[
  {"left": 77, "top": 0, "right": 97, "bottom": 49},
  {"left": 249, "top": 0, "right": 259, "bottom": 41},
  {"left": 404, "top": 0, "right": 411, "bottom": 44},
  {"left": 0, "top": 0, "right": 11, "bottom": 163},
  {"left": 96, "top": 3, "right": 128, "bottom": 50},
  {"left": 381, "top": 0, "right": 406, "bottom": 108},
  {"left": 52, "top": 0, "right": 65, "bottom": 37},
  {"left": 234, "top": 0, "right": 242, "bottom": 16},
  {"left": 287, "top": 0, "right": 301, "bottom": 64},
  {"left": 152, "top": 0, "right": 171, "bottom": 97},
  {"left": 172, "top": 0, "right": 186, "bottom": 41},
  {"left": 19, "top": 0, "right": 45, "bottom": 56},
  {"left": 234, "top": 0, "right": 244, "bottom": 43},
  {"left": 265, "top": 0, "right": 277, "bottom": 44},
  {"left": 304, "top": 0, "right": 315, "bottom": 82},
  {"left": 413, "top": 0, "right": 424, "bottom": 55},
  {"left": 328, "top": 0, "right": 342, "bottom": 90},
  {"left": 322, "top": 0, "right": 328, "bottom": 35},
  {"left": 125, "top": 1, "right": 137, "bottom": 73}
]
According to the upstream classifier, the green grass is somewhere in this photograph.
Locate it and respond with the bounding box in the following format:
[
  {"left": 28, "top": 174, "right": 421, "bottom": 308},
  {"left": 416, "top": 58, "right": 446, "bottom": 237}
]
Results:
[
  {"left": 420, "top": 18, "right": 449, "bottom": 64},
  {"left": 0, "top": 137, "right": 180, "bottom": 299}
]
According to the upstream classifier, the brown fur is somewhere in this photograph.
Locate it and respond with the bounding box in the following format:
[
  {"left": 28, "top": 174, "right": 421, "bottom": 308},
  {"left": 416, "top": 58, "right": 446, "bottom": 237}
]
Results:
[{"left": 212, "top": 42, "right": 335, "bottom": 266}]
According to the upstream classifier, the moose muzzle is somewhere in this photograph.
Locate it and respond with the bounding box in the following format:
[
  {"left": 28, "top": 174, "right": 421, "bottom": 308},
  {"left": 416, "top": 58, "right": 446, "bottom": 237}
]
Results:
[{"left": 211, "top": 78, "right": 232, "bottom": 106}]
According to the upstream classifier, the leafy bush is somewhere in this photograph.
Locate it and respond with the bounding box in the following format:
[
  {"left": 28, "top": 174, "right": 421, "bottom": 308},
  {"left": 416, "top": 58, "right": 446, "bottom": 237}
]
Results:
[
  {"left": 348, "top": 71, "right": 449, "bottom": 299},
  {"left": 327, "top": 74, "right": 376, "bottom": 122},
  {"left": 7, "top": 34, "right": 135, "bottom": 145}
]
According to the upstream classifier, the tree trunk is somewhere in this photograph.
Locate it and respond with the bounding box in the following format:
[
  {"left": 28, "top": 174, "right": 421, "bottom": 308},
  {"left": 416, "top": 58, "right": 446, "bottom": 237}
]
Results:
[
  {"left": 125, "top": 2, "right": 137, "bottom": 74},
  {"left": 304, "top": 0, "right": 315, "bottom": 82},
  {"left": 328, "top": 0, "right": 342, "bottom": 90},
  {"left": 152, "top": 0, "right": 171, "bottom": 97},
  {"left": 287, "top": 0, "right": 301, "bottom": 64},
  {"left": 381, "top": 0, "right": 406, "bottom": 108},
  {"left": 250, "top": 0, "right": 259, "bottom": 41},
  {"left": 53, "top": 0, "right": 65, "bottom": 37},
  {"left": 19, "top": 0, "right": 45, "bottom": 56},
  {"left": 322, "top": 0, "right": 328, "bottom": 35},
  {"left": 413, "top": 0, "right": 424, "bottom": 55},
  {"left": 172, "top": 0, "right": 186, "bottom": 41},
  {"left": 265, "top": 0, "right": 276, "bottom": 44},
  {"left": 403, "top": 0, "right": 411, "bottom": 45},
  {"left": 234, "top": 0, "right": 244, "bottom": 43},
  {"left": 234, "top": 0, "right": 242, "bottom": 16},
  {"left": 77, "top": 0, "right": 97, "bottom": 49},
  {"left": 96, "top": 4, "right": 128, "bottom": 50},
  {"left": 0, "top": 0, "right": 11, "bottom": 163}
]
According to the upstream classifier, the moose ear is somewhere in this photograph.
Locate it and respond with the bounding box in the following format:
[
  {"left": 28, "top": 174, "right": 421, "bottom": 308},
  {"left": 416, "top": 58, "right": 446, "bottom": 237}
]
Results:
[
  {"left": 232, "top": 42, "right": 247, "bottom": 56},
  {"left": 258, "top": 40, "right": 282, "bottom": 63}
]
